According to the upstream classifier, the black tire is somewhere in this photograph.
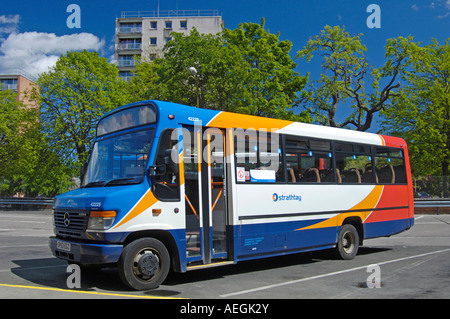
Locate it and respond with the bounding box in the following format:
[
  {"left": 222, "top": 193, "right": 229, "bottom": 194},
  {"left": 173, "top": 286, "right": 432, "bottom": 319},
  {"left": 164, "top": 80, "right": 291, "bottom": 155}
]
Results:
[
  {"left": 335, "top": 224, "right": 359, "bottom": 260},
  {"left": 118, "top": 237, "right": 170, "bottom": 290}
]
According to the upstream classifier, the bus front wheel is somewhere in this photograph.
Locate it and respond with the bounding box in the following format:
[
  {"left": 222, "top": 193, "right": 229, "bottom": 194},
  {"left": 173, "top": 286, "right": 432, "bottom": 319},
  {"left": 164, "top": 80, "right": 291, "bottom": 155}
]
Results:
[
  {"left": 335, "top": 224, "right": 359, "bottom": 260},
  {"left": 118, "top": 237, "right": 170, "bottom": 290}
]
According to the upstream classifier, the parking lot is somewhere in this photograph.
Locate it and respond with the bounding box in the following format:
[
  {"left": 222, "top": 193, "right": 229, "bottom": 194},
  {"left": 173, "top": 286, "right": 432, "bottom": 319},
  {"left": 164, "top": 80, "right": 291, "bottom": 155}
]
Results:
[{"left": 0, "top": 210, "right": 449, "bottom": 299}]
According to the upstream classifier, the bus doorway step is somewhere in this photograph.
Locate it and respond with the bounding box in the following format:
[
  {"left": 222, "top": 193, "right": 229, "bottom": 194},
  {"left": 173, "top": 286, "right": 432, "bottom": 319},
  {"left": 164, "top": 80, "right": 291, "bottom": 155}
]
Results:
[{"left": 186, "top": 260, "right": 234, "bottom": 271}]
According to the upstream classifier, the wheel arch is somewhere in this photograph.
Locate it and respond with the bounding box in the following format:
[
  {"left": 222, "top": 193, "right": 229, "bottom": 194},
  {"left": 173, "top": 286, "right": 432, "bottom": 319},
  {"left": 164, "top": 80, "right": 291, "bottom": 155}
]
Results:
[
  {"left": 123, "top": 230, "right": 182, "bottom": 273},
  {"left": 341, "top": 216, "right": 364, "bottom": 245}
]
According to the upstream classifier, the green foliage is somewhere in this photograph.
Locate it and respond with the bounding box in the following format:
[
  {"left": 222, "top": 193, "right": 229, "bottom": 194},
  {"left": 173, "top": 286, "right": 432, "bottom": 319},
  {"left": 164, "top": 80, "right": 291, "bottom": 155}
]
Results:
[
  {"left": 297, "top": 25, "right": 409, "bottom": 131},
  {"left": 223, "top": 19, "right": 308, "bottom": 121},
  {"left": 34, "top": 50, "right": 132, "bottom": 170},
  {"left": 131, "top": 28, "right": 242, "bottom": 111},
  {"left": 0, "top": 89, "right": 71, "bottom": 196},
  {"left": 0, "top": 89, "right": 36, "bottom": 186},
  {"left": 381, "top": 38, "right": 450, "bottom": 178},
  {"left": 131, "top": 20, "right": 310, "bottom": 122}
]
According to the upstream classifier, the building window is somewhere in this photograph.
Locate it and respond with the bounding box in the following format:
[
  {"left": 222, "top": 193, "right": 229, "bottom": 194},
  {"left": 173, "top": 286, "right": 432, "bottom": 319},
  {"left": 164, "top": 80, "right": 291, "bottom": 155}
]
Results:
[
  {"left": 165, "top": 21, "right": 172, "bottom": 29},
  {"left": 150, "top": 37, "right": 157, "bottom": 46},
  {"left": 149, "top": 54, "right": 157, "bottom": 61},
  {"left": 0, "top": 78, "right": 18, "bottom": 91},
  {"left": 164, "top": 37, "right": 172, "bottom": 44},
  {"left": 150, "top": 21, "right": 157, "bottom": 29},
  {"left": 117, "top": 55, "right": 136, "bottom": 67},
  {"left": 180, "top": 20, "right": 187, "bottom": 29},
  {"left": 119, "top": 39, "right": 141, "bottom": 50},
  {"left": 119, "top": 22, "right": 142, "bottom": 34},
  {"left": 119, "top": 71, "right": 133, "bottom": 82}
]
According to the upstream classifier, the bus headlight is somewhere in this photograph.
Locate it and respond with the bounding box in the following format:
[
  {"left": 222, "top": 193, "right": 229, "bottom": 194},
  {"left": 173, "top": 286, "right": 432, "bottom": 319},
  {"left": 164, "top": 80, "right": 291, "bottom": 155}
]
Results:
[{"left": 88, "top": 211, "right": 117, "bottom": 230}]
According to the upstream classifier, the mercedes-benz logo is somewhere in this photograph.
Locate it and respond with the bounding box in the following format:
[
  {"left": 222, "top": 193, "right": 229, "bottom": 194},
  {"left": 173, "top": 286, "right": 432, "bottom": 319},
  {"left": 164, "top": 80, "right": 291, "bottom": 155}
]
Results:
[{"left": 63, "top": 212, "right": 71, "bottom": 227}]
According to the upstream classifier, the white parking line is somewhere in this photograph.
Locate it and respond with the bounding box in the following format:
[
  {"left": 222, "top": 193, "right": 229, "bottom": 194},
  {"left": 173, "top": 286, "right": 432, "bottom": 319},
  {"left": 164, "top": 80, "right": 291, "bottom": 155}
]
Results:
[
  {"left": 0, "top": 264, "right": 65, "bottom": 273},
  {"left": 220, "top": 248, "right": 450, "bottom": 298},
  {"left": 0, "top": 244, "right": 48, "bottom": 248}
]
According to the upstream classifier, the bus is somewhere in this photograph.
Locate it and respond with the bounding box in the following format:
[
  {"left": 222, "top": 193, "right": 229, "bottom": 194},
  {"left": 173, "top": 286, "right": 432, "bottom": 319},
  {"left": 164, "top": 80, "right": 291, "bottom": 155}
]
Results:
[{"left": 49, "top": 100, "right": 414, "bottom": 290}]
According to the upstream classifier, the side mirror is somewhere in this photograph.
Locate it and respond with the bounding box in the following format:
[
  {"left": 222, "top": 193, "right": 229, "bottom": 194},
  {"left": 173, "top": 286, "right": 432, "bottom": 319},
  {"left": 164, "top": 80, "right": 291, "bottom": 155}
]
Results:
[{"left": 147, "top": 164, "right": 166, "bottom": 178}]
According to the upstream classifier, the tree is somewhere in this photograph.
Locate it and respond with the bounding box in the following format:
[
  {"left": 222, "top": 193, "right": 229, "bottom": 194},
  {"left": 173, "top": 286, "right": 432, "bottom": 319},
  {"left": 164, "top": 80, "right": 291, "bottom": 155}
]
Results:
[
  {"left": 381, "top": 39, "right": 450, "bottom": 188},
  {"left": 33, "top": 50, "right": 132, "bottom": 171},
  {"left": 224, "top": 19, "right": 308, "bottom": 120},
  {"left": 131, "top": 20, "right": 310, "bottom": 122},
  {"left": 296, "top": 25, "right": 410, "bottom": 131},
  {"left": 131, "top": 28, "right": 244, "bottom": 111},
  {"left": 0, "top": 89, "right": 36, "bottom": 194},
  {"left": 0, "top": 88, "right": 70, "bottom": 196}
]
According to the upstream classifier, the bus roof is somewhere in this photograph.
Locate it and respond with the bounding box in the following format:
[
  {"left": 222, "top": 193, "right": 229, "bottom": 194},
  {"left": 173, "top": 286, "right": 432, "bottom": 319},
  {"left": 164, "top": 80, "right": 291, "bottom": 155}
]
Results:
[{"left": 103, "top": 100, "right": 405, "bottom": 148}]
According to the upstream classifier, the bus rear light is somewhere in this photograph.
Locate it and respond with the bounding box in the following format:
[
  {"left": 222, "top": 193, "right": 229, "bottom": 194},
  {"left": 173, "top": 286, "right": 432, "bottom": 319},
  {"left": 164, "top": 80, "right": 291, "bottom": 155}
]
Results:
[{"left": 88, "top": 210, "right": 117, "bottom": 230}]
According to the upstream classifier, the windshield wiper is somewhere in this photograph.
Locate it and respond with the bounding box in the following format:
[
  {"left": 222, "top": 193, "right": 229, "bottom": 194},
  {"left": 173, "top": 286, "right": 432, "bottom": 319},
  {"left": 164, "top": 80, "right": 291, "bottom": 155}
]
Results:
[
  {"left": 82, "top": 177, "right": 141, "bottom": 188},
  {"left": 103, "top": 177, "right": 141, "bottom": 187},
  {"left": 83, "top": 181, "right": 107, "bottom": 188}
]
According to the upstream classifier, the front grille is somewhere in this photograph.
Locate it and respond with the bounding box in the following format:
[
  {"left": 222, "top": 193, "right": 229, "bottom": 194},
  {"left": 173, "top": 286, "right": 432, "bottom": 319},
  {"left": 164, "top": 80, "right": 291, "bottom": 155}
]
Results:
[{"left": 54, "top": 210, "right": 89, "bottom": 235}]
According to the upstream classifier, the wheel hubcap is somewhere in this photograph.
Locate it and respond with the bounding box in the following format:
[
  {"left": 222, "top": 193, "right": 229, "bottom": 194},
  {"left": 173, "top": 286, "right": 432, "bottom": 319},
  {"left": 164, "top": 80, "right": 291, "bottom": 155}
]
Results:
[
  {"left": 133, "top": 249, "right": 160, "bottom": 279},
  {"left": 342, "top": 231, "right": 355, "bottom": 254}
]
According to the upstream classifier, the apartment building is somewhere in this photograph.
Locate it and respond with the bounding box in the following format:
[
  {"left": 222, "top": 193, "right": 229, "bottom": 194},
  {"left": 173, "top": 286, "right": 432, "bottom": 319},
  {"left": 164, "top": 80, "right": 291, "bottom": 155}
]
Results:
[
  {"left": 115, "top": 10, "right": 223, "bottom": 80},
  {"left": 0, "top": 69, "right": 38, "bottom": 109}
]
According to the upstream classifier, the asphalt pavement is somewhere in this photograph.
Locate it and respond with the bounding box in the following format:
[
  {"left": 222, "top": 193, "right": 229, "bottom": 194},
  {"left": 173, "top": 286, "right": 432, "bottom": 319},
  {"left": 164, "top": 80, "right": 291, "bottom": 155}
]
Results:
[{"left": 0, "top": 210, "right": 449, "bottom": 299}]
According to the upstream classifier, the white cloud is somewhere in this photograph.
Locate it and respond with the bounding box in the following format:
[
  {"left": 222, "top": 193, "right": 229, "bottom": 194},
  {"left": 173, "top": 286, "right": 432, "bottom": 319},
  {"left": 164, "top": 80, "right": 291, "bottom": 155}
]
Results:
[
  {"left": 0, "top": 32, "right": 105, "bottom": 76},
  {"left": 0, "top": 14, "right": 20, "bottom": 38},
  {"left": 0, "top": 14, "right": 20, "bottom": 24},
  {"left": 411, "top": 4, "right": 419, "bottom": 11},
  {"left": 434, "top": 0, "right": 450, "bottom": 18}
]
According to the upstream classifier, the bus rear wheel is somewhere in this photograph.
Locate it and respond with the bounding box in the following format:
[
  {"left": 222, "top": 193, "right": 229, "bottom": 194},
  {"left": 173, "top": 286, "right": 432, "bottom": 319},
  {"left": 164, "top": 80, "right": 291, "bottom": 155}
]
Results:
[
  {"left": 335, "top": 224, "right": 359, "bottom": 260},
  {"left": 118, "top": 237, "right": 170, "bottom": 290}
]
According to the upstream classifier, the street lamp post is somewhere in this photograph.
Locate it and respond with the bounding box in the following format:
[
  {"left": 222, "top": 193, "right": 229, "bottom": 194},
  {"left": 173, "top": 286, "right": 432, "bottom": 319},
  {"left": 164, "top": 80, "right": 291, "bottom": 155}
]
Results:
[{"left": 188, "top": 66, "right": 199, "bottom": 108}]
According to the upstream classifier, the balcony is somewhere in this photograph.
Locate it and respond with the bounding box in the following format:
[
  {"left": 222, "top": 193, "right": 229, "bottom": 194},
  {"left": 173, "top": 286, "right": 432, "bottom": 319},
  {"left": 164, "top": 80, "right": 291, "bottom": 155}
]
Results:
[
  {"left": 120, "top": 9, "right": 220, "bottom": 18},
  {"left": 117, "top": 43, "right": 142, "bottom": 51},
  {"left": 117, "top": 60, "right": 136, "bottom": 67},
  {"left": 118, "top": 27, "right": 142, "bottom": 34}
]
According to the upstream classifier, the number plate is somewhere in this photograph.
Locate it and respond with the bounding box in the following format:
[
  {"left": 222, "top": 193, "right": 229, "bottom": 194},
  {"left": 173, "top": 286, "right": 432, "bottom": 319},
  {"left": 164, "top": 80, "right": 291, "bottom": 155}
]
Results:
[{"left": 57, "top": 241, "right": 71, "bottom": 252}]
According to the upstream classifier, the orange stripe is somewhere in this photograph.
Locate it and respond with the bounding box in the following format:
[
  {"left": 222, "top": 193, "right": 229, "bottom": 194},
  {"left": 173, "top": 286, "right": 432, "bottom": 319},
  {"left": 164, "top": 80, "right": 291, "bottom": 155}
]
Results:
[
  {"left": 179, "top": 151, "right": 184, "bottom": 186},
  {"left": 113, "top": 190, "right": 158, "bottom": 229},
  {"left": 207, "top": 112, "right": 293, "bottom": 131},
  {"left": 295, "top": 185, "right": 384, "bottom": 231},
  {"left": 378, "top": 135, "right": 386, "bottom": 146}
]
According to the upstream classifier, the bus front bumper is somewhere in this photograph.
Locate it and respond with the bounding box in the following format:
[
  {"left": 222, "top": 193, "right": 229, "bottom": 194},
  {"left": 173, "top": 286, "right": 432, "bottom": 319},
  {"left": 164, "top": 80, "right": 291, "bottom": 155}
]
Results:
[{"left": 49, "top": 237, "right": 123, "bottom": 264}]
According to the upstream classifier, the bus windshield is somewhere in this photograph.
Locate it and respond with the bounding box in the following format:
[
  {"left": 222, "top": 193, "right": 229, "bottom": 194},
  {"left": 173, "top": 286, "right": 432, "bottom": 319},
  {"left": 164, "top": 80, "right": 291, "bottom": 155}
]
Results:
[{"left": 82, "top": 129, "right": 155, "bottom": 188}]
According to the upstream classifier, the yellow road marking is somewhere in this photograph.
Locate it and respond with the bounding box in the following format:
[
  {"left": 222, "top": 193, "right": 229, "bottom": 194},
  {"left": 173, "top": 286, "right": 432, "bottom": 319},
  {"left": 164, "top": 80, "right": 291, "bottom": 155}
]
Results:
[{"left": 0, "top": 283, "right": 185, "bottom": 299}]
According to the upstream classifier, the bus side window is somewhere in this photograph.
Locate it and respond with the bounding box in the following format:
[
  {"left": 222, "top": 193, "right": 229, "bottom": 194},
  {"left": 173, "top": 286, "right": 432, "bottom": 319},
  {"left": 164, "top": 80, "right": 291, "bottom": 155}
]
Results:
[
  {"left": 374, "top": 147, "right": 407, "bottom": 184},
  {"left": 151, "top": 129, "right": 180, "bottom": 200},
  {"left": 234, "top": 130, "right": 283, "bottom": 183},
  {"left": 335, "top": 142, "right": 374, "bottom": 184}
]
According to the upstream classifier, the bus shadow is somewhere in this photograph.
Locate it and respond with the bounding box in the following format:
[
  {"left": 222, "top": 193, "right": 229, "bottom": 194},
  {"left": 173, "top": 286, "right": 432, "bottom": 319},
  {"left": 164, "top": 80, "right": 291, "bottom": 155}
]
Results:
[
  {"left": 10, "top": 258, "right": 131, "bottom": 293},
  {"left": 9, "top": 246, "right": 392, "bottom": 296},
  {"left": 164, "top": 246, "right": 392, "bottom": 287}
]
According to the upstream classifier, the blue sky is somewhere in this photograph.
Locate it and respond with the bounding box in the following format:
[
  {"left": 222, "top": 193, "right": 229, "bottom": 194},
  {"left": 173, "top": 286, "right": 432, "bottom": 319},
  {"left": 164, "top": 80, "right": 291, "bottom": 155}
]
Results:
[
  {"left": 0, "top": 0, "right": 448, "bottom": 77},
  {"left": 0, "top": 1, "right": 448, "bottom": 130}
]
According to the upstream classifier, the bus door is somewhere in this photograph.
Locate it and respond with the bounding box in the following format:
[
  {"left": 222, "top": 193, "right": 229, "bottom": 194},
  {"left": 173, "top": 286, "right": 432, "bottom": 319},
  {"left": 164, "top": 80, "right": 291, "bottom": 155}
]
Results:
[{"left": 183, "top": 126, "right": 229, "bottom": 265}]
